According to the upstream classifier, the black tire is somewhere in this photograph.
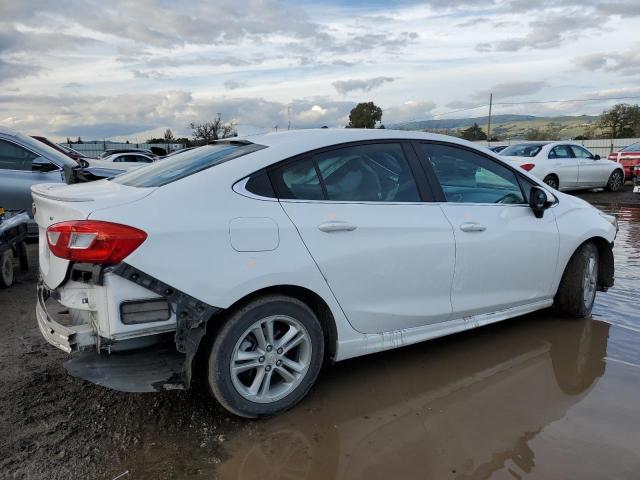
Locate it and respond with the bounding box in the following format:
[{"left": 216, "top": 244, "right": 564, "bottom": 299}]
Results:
[
  {"left": 17, "top": 242, "right": 28, "bottom": 272},
  {"left": 554, "top": 242, "right": 599, "bottom": 318},
  {"left": 0, "top": 251, "right": 14, "bottom": 288},
  {"left": 605, "top": 169, "right": 624, "bottom": 192},
  {"left": 543, "top": 174, "right": 559, "bottom": 190},
  {"left": 207, "top": 295, "right": 324, "bottom": 418}
]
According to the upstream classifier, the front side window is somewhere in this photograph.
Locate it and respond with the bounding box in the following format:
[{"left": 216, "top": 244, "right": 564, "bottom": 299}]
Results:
[
  {"left": 0, "top": 139, "right": 38, "bottom": 171},
  {"left": 549, "top": 145, "right": 574, "bottom": 159},
  {"left": 570, "top": 145, "right": 594, "bottom": 159},
  {"left": 419, "top": 143, "right": 525, "bottom": 204},
  {"left": 313, "top": 143, "right": 420, "bottom": 202},
  {"left": 112, "top": 143, "right": 266, "bottom": 187}
]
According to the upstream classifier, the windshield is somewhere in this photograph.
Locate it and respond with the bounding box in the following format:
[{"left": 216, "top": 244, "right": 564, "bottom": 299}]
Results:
[
  {"left": 500, "top": 144, "right": 545, "bottom": 157},
  {"left": 18, "top": 133, "right": 79, "bottom": 168},
  {"left": 111, "top": 142, "right": 266, "bottom": 187},
  {"left": 622, "top": 142, "right": 640, "bottom": 152}
]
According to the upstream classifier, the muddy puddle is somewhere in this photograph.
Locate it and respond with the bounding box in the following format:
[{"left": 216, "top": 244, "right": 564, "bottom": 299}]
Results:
[{"left": 213, "top": 203, "right": 640, "bottom": 480}]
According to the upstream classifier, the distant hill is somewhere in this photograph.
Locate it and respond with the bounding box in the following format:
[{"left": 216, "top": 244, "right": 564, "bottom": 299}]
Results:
[{"left": 392, "top": 114, "right": 602, "bottom": 140}]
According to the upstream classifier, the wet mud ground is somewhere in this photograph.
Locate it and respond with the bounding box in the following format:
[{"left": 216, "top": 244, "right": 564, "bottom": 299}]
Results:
[{"left": 1, "top": 186, "right": 639, "bottom": 479}]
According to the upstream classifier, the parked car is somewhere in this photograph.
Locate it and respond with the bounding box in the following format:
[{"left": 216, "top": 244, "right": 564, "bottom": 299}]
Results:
[
  {"left": 500, "top": 141, "right": 624, "bottom": 191},
  {"left": 0, "top": 126, "right": 126, "bottom": 234},
  {"left": 608, "top": 141, "right": 640, "bottom": 181},
  {"left": 33, "top": 129, "right": 617, "bottom": 418},
  {"left": 31, "top": 136, "right": 88, "bottom": 162},
  {"left": 488, "top": 145, "right": 507, "bottom": 153},
  {"left": 100, "top": 152, "right": 155, "bottom": 164},
  {"left": 98, "top": 148, "right": 158, "bottom": 160}
]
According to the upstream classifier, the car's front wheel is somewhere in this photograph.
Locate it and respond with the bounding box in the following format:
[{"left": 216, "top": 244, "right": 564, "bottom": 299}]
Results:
[
  {"left": 207, "top": 295, "right": 324, "bottom": 418},
  {"left": 554, "top": 242, "right": 599, "bottom": 318},
  {"left": 605, "top": 169, "right": 624, "bottom": 192}
]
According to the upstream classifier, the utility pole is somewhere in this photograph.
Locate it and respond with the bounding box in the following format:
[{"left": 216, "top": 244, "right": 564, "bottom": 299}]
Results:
[
  {"left": 487, "top": 93, "right": 493, "bottom": 146},
  {"left": 287, "top": 106, "right": 292, "bottom": 130}
]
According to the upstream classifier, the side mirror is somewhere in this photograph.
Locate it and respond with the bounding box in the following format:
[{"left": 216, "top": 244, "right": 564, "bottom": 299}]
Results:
[
  {"left": 529, "top": 186, "right": 551, "bottom": 218},
  {"left": 32, "top": 157, "right": 59, "bottom": 173},
  {"left": 593, "top": 154, "right": 601, "bottom": 160}
]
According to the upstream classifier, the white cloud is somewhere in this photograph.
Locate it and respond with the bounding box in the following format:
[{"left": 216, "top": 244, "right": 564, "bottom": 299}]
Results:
[{"left": 332, "top": 77, "right": 396, "bottom": 95}]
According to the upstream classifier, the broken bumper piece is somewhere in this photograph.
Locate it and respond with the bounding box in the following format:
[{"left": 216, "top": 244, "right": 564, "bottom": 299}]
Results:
[
  {"left": 36, "top": 282, "right": 96, "bottom": 353},
  {"left": 64, "top": 345, "right": 187, "bottom": 392}
]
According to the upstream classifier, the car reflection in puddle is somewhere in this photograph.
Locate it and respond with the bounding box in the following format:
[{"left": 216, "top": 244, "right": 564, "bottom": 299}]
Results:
[{"left": 217, "top": 204, "right": 640, "bottom": 480}]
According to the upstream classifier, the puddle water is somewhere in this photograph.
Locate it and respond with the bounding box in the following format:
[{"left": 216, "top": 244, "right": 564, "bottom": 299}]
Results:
[{"left": 214, "top": 203, "right": 640, "bottom": 480}]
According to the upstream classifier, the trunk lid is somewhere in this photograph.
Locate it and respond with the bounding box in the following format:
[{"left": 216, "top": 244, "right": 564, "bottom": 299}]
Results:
[{"left": 32, "top": 180, "right": 155, "bottom": 289}]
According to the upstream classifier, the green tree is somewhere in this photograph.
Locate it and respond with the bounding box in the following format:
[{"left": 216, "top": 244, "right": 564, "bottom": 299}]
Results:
[
  {"left": 76, "top": 136, "right": 83, "bottom": 144},
  {"left": 347, "top": 102, "right": 383, "bottom": 128},
  {"left": 598, "top": 103, "right": 640, "bottom": 138},
  {"left": 459, "top": 123, "right": 487, "bottom": 141},
  {"left": 163, "top": 128, "right": 175, "bottom": 143}
]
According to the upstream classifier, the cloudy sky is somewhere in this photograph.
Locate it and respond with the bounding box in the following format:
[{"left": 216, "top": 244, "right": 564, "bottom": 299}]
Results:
[{"left": 1, "top": 0, "right": 639, "bottom": 140}]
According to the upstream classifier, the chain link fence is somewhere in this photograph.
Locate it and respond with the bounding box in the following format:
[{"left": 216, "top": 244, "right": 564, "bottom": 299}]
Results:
[{"left": 60, "top": 142, "right": 186, "bottom": 158}]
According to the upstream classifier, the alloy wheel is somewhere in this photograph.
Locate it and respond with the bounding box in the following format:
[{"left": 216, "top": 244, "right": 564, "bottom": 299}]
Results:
[{"left": 230, "top": 315, "right": 312, "bottom": 403}]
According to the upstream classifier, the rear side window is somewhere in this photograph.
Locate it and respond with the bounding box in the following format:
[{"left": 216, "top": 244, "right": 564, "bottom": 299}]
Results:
[
  {"left": 272, "top": 158, "right": 324, "bottom": 200},
  {"left": 313, "top": 143, "right": 420, "bottom": 202},
  {"left": 419, "top": 143, "right": 525, "bottom": 204},
  {"left": 112, "top": 143, "right": 266, "bottom": 187},
  {"left": 549, "top": 145, "right": 574, "bottom": 159},
  {"left": 245, "top": 170, "right": 275, "bottom": 197}
]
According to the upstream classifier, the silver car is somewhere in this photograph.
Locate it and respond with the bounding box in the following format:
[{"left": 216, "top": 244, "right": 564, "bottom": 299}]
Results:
[{"left": 0, "top": 126, "right": 122, "bottom": 234}]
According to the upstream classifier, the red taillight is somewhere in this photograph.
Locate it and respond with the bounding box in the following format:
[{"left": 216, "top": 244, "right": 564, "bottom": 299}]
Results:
[
  {"left": 520, "top": 163, "right": 535, "bottom": 171},
  {"left": 46, "top": 220, "right": 147, "bottom": 264}
]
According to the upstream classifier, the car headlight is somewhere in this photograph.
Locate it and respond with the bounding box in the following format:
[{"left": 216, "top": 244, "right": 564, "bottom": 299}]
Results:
[{"left": 598, "top": 211, "right": 618, "bottom": 233}]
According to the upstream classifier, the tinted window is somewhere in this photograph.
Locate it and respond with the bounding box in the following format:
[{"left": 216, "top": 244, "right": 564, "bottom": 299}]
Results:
[
  {"left": 314, "top": 143, "right": 420, "bottom": 202},
  {"left": 500, "top": 144, "right": 544, "bottom": 157},
  {"left": 0, "top": 139, "right": 38, "bottom": 171},
  {"left": 570, "top": 146, "right": 593, "bottom": 159},
  {"left": 272, "top": 158, "right": 324, "bottom": 200},
  {"left": 245, "top": 170, "right": 275, "bottom": 197},
  {"left": 621, "top": 142, "right": 640, "bottom": 152},
  {"left": 549, "top": 145, "right": 574, "bottom": 159},
  {"left": 419, "top": 143, "right": 525, "bottom": 204},
  {"left": 112, "top": 143, "right": 266, "bottom": 187}
]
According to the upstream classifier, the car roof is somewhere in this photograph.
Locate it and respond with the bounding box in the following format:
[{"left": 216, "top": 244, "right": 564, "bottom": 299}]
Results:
[{"left": 228, "top": 128, "right": 487, "bottom": 153}]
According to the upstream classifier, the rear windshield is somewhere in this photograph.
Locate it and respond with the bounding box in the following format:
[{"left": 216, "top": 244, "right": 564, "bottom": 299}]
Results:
[
  {"left": 111, "top": 142, "right": 266, "bottom": 187},
  {"left": 500, "top": 144, "right": 544, "bottom": 157},
  {"left": 622, "top": 142, "right": 640, "bottom": 152}
]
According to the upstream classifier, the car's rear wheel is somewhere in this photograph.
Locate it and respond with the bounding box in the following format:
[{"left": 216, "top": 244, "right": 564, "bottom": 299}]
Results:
[
  {"left": 554, "top": 242, "right": 598, "bottom": 318},
  {"left": 0, "top": 251, "right": 14, "bottom": 288},
  {"left": 543, "top": 174, "right": 559, "bottom": 190},
  {"left": 207, "top": 295, "right": 324, "bottom": 418},
  {"left": 605, "top": 169, "right": 624, "bottom": 192}
]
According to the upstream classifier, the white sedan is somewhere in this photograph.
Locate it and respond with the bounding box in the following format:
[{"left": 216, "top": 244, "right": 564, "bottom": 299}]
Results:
[
  {"left": 500, "top": 141, "right": 624, "bottom": 192},
  {"left": 32, "top": 130, "right": 617, "bottom": 417}
]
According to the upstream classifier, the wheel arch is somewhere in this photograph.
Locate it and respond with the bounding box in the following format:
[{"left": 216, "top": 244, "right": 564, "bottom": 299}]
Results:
[
  {"left": 193, "top": 284, "right": 339, "bottom": 381},
  {"left": 560, "top": 236, "right": 614, "bottom": 292}
]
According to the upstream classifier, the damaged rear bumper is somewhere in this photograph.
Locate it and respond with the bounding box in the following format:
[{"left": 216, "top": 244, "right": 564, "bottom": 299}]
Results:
[{"left": 36, "top": 282, "right": 95, "bottom": 353}]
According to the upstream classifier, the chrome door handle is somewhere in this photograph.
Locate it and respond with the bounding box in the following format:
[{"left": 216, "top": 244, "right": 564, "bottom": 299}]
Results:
[
  {"left": 459, "top": 222, "right": 486, "bottom": 232},
  {"left": 318, "top": 221, "right": 357, "bottom": 233}
]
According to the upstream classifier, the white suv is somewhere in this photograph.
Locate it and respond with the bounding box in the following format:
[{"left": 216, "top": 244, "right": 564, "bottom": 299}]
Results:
[{"left": 33, "top": 129, "right": 617, "bottom": 417}]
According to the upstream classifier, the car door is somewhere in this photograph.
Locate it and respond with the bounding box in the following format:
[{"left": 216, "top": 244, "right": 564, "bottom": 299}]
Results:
[
  {"left": 272, "top": 142, "right": 456, "bottom": 334},
  {"left": 0, "top": 138, "right": 64, "bottom": 212},
  {"left": 415, "top": 142, "right": 559, "bottom": 319},
  {"left": 570, "top": 145, "right": 607, "bottom": 187},
  {"left": 548, "top": 145, "right": 579, "bottom": 188}
]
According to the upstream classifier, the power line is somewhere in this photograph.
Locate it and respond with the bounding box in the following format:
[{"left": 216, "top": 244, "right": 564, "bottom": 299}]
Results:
[{"left": 432, "top": 95, "right": 640, "bottom": 119}]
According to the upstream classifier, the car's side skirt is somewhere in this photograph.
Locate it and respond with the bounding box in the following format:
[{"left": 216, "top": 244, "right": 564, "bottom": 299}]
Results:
[{"left": 334, "top": 298, "right": 554, "bottom": 361}]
